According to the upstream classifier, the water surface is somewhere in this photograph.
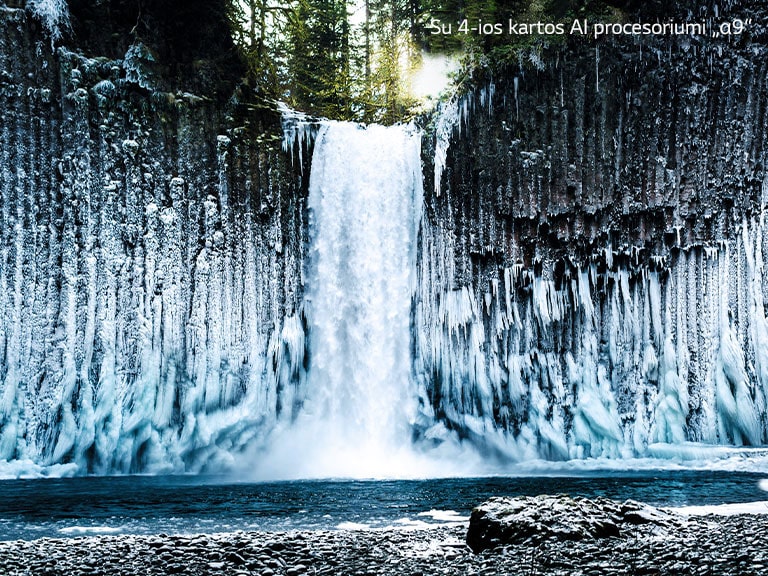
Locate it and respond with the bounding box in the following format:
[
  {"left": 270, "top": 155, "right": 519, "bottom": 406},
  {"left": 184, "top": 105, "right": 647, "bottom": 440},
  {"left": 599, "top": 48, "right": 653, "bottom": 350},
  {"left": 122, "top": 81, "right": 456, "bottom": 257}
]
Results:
[{"left": 1, "top": 470, "right": 766, "bottom": 541}]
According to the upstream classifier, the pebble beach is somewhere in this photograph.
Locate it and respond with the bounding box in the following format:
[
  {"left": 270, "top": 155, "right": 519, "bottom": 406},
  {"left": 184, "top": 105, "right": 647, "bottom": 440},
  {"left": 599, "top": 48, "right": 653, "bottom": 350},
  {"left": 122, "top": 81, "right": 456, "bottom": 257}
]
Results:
[{"left": 1, "top": 512, "right": 766, "bottom": 575}]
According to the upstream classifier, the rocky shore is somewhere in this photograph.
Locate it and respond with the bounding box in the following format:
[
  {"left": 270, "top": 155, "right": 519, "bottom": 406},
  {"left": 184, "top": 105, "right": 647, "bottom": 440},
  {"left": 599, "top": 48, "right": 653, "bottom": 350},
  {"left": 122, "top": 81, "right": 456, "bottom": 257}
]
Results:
[{"left": 0, "top": 511, "right": 765, "bottom": 576}]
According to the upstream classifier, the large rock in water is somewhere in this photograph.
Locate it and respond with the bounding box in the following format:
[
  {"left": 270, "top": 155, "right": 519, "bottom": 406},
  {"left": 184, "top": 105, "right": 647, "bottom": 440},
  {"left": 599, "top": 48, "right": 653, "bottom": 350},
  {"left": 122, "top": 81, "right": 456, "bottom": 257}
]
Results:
[{"left": 466, "top": 495, "right": 685, "bottom": 553}]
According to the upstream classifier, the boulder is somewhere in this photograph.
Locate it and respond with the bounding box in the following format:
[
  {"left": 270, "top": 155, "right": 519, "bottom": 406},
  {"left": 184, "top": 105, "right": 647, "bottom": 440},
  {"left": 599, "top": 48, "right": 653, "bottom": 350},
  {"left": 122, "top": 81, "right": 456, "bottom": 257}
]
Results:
[{"left": 466, "top": 495, "right": 685, "bottom": 553}]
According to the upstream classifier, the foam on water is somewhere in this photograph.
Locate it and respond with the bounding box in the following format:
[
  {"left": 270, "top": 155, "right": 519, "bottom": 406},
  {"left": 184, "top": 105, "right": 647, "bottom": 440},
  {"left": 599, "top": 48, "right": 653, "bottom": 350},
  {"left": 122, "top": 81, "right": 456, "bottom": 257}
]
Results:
[
  {"left": 671, "top": 502, "right": 768, "bottom": 516},
  {"left": 58, "top": 526, "right": 123, "bottom": 535},
  {"left": 0, "top": 459, "right": 78, "bottom": 480},
  {"left": 416, "top": 510, "right": 468, "bottom": 523},
  {"left": 336, "top": 521, "right": 371, "bottom": 530}
]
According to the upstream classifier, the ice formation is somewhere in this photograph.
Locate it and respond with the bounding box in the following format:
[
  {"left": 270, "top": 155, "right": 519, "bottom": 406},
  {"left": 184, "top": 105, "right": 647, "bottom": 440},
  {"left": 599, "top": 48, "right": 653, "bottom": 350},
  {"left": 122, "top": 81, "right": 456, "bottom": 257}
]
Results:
[
  {"left": 413, "top": 221, "right": 768, "bottom": 460},
  {"left": 0, "top": 24, "right": 306, "bottom": 475},
  {"left": 25, "top": 0, "right": 69, "bottom": 41},
  {"left": 2, "top": 4, "right": 768, "bottom": 477},
  {"left": 412, "top": 58, "right": 768, "bottom": 464},
  {"left": 432, "top": 83, "right": 495, "bottom": 197}
]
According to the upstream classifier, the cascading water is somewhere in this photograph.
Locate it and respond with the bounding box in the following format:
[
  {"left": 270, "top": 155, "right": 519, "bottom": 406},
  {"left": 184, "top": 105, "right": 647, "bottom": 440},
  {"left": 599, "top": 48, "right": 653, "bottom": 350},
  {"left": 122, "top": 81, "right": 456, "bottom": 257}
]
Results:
[
  {"left": 305, "top": 122, "right": 420, "bottom": 449},
  {"left": 255, "top": 121, "right": 462, "bottom": 478}
]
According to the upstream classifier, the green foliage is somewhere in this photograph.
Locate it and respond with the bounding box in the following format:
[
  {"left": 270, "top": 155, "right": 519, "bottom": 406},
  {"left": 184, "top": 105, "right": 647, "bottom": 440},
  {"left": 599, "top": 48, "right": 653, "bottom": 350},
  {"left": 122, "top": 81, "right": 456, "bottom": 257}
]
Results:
[
  {"left": 287, "top": 0, "right": 354, "bottom": 118},
  {"left": 225, "top": 0, "right": 628, "bottom": 122},
  {"left": 418, "top": 0, "right": 626, "bottom": 67},
  {"left": 226, "top": 0, "right": 292, "bottom": 93},
  {"left": 356, "top": 0, "right": 420, "bottom": 123}
]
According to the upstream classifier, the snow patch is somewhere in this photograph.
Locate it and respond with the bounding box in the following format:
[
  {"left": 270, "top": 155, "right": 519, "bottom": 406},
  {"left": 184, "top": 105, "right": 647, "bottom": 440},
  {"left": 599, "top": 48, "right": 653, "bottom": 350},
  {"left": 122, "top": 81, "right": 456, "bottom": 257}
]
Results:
[{"left": 672, "top": 502, "right": 768, "bottom": 516}]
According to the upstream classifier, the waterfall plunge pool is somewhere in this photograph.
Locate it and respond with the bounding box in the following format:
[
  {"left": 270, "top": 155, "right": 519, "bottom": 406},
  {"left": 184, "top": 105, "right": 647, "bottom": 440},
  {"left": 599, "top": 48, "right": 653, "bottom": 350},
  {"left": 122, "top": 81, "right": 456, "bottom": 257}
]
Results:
[{"left": 2, "top": 470, "right": 768, "bottom": 541}]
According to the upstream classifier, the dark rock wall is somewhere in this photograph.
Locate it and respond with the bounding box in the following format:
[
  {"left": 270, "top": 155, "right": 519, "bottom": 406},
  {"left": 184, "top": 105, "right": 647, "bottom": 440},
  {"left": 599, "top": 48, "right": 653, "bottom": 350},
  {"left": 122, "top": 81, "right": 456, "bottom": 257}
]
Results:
[
  {"left": 414, "top": 24, "right": 768, "bottom": 459},
  {"left": 427, "top": 28, "right": 768, "bottom": 266},
  {"left": 0, "top": 7, "right": 305, "bottom": 473}
]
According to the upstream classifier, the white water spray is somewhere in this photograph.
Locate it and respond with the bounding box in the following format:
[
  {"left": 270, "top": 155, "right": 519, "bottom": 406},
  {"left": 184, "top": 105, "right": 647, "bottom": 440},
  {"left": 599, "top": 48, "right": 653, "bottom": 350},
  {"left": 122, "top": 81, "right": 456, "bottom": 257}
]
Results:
[
  {"left": 307, "top": 121, "right": 421, "bottom": 436},
  {"left": 253, "top": 121, "right": 476, "bottom": 479}
]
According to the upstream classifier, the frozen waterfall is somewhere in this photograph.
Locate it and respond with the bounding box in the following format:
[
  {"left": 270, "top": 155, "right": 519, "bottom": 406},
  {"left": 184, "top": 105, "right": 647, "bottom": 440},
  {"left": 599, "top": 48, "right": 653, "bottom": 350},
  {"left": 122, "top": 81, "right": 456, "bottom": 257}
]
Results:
[
  {"left": 264, "top": 108, "right": 768, "bottom": 480},
  {"left": 407, "top": 79, "right": 768, "bottom": 468}
]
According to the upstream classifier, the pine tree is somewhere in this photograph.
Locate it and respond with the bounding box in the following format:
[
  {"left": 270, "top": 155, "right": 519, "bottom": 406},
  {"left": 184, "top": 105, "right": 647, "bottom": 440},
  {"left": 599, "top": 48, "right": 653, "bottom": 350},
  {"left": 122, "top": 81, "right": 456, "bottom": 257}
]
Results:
[{"left": 287, "top": 0, "right": 353, "bottom": 118}]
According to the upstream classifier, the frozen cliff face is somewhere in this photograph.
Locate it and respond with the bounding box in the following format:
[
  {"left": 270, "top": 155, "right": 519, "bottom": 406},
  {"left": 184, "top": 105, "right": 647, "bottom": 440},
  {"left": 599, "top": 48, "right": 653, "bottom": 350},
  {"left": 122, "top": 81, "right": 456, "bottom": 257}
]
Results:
[
  {"left": 25, "top": 0, "right": 69, "bottom": 42},
  {"left": 4, "top": 2, "right": 768, "bottom": 477},
  {"left": 415, "top": 30, "right": 768, "bottom": 460},
  {"left": 0, "top": 9, "right": 305, "bottom": 474},
  {"left": 276, "top": 25, "right": 768, "bottom": 471}
]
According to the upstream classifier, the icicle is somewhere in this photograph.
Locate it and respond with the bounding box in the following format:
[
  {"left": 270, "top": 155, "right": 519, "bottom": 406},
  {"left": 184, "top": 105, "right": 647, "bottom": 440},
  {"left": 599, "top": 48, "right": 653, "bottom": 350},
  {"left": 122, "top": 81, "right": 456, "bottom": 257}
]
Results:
[
  {"left": 595, "top": 46, "right": 600, "bottom": 94},
  {"left": 278, "top": 103, "right": 318, "bottom": 172},
  {"left": 513, "top": 76, "right": 519, "bottom": 121}
]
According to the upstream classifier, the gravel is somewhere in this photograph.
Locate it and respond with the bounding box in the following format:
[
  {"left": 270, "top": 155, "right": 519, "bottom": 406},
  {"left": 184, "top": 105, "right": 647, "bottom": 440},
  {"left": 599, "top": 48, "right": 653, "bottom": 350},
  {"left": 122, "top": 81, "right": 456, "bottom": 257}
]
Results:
[{"left": 0, "top": 513, "right": 766, "bottom": 575}]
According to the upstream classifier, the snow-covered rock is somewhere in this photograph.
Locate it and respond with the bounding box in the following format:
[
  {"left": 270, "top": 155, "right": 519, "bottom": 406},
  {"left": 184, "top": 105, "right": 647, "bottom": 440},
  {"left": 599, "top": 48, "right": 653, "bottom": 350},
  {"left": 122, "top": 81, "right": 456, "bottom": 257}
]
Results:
[{"left": 466, "top": 495, "right": 686, "bottom": 552}]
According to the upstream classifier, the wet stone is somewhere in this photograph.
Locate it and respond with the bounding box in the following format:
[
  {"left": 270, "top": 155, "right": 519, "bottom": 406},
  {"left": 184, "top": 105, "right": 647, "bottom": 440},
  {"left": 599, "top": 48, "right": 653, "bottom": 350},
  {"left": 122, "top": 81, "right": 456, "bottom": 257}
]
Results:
[
  {"left": 226, "top": 551, "right": 247, "bottom": 565},
  {"left": 1, "top": 507, "right": 766, "bottom": 576}
]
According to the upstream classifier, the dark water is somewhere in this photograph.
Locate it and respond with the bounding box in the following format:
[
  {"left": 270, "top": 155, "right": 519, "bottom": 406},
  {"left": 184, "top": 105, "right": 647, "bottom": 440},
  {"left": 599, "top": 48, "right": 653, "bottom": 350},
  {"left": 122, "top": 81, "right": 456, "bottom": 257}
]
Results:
[{"left": 1, "top": 471, "right": 766, "bottom": 541}]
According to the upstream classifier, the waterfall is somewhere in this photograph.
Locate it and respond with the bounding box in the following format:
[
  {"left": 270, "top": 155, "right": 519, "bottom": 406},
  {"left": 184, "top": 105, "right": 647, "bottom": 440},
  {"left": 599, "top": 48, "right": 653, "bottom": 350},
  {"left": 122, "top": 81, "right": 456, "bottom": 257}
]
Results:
[
  {"left": 306, "top": 122, "right": 421, "bottom": 445},
  {"left": 254, "top": 121, "right": 459, "bottom": 478}
]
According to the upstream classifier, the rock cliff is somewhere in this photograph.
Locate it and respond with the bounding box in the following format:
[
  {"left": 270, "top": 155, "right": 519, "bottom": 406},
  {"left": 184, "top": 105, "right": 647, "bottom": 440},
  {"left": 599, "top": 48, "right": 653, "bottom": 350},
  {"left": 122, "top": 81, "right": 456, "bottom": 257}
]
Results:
[
  {"left": 2, "top": 0, "right": 768, "bottom": 474},
  {"left": 414, "top": 2, "right": 768, "bottom": 459},
  {"left": 0, "top": 5, "right": 306, "bottom": 473}
]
